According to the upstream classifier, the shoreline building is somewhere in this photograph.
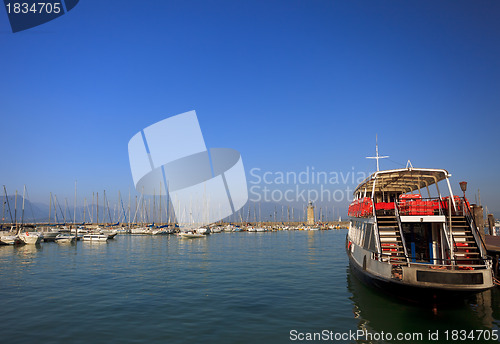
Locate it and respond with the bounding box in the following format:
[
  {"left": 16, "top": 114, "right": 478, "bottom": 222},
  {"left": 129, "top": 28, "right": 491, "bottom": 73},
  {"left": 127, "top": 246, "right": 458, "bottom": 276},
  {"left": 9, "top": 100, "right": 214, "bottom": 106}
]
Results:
[{"left": 307, "top": 201, "right": 315, "bottom": 225}]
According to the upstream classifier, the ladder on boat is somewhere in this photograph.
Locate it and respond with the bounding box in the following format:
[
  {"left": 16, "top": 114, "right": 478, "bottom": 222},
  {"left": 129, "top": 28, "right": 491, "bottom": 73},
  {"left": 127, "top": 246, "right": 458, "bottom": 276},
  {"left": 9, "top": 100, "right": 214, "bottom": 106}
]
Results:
[
  {"left": 376, "top": 215, "right": 408, "bottom": 264},
  {"left": 448, "top": 215, "right": 482, "bottom": 265}
]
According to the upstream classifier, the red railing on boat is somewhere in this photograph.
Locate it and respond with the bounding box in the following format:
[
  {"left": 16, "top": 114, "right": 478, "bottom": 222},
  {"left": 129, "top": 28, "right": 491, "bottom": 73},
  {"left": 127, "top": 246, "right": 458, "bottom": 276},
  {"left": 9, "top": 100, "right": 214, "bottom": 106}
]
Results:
[{"left": 349, "top": 195, "right": 471, "bottom": 217}]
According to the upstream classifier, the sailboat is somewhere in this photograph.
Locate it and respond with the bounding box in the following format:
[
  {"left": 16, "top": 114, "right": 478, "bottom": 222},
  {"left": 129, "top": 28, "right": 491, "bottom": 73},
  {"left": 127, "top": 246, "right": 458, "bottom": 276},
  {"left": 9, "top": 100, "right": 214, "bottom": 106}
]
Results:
[{"left": 18, "top": 186, "right": 42, "bottom": 245}]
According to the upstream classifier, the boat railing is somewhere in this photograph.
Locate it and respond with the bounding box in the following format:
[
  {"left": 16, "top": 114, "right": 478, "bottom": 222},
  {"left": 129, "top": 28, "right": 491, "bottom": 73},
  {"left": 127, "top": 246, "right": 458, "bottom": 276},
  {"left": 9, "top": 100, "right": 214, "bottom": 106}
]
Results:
[
  {"left": 394, "top": 202, "right": 410, "bottom": 263},
  {"left": 462, "top": 198, "right": 489, "bottom": 263},
  {"left": 373, "top": 252, "right": 491, "bottom": 270},
  {"left": 348, "top": 197, "right": 374, "bottom": 218},
  {"left": 372, "top": 198, "right": 382, "bottom": 256},
  {"left": 372, "top": 196, "right": 471, "bottom": 217},
  {"left": 407, "top": 259, "right": 491, "bottom": 270}
]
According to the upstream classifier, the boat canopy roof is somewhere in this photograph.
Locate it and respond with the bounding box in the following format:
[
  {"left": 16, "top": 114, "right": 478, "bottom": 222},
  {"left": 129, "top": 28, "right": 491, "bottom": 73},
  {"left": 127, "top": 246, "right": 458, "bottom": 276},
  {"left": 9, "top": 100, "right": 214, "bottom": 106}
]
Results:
[{"left": 354, "top": 168, "right": 451, "bottom": 195}]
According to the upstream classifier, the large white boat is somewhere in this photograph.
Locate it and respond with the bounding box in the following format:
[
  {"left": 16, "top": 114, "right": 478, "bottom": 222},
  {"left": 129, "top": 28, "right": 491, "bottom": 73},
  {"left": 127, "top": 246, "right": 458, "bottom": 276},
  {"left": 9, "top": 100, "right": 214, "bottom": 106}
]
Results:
[
  {"left": 346, "top": 167, "right": 494, "bottom": 302},
  {"left": 19, "top": 231, "right": 43, "bottom": 245}
]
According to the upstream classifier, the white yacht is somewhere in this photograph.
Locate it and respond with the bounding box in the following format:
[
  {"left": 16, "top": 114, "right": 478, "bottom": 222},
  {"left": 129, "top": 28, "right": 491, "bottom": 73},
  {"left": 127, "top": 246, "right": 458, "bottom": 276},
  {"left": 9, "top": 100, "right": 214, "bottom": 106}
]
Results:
[
  {"left": 19, "top": 231, "right": 43, "bottom": 245},
  {"left": 54, "top": 233, "right": 76, "bottom": 244},
  {"left": 82, "top": 234, "right": 108, "bottom": 242}
]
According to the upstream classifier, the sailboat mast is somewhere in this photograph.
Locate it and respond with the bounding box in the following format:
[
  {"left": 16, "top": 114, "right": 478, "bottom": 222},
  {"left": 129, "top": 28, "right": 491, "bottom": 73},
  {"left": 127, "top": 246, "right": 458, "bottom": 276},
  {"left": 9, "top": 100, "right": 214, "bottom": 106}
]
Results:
[
  {"left": 15, "top": 190, "right": 17, "bottom": 229},
  {"left": 128, "top": 188, "right": 131, "bottom": 227},
  {"left": 49, "top": 192, "right": 52, "bottom": 225},
  {"left": 3, "top": 186, "right": 13, "bottom": 226},
  {"left": 21, "top": 185, "right": 26, "bottom": 228},
  {"left": 1, "top": 189, "right": 4, "bottom": 228},
  {"left": 159, "top": 183, "right": 162, "bottom": 225},
  {"left": 97, "top": 192, "right": 99, "bottom": 226},
  {"left": 54, "top": 194, "right": 58, "bottom": 223},
  {"left": 74, "top": 180, "right": 77, "bottom": 224}
]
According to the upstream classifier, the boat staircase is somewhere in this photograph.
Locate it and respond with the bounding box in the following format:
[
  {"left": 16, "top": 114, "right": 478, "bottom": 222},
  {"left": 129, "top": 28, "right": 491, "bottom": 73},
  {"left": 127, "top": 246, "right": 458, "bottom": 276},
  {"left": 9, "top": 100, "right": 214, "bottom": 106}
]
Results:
[
  {"left": 376, "top": 214, "right": 408, "bottom": 263},
  {"left": 448, "top": 215, "right": 482, "bottom": 266}
]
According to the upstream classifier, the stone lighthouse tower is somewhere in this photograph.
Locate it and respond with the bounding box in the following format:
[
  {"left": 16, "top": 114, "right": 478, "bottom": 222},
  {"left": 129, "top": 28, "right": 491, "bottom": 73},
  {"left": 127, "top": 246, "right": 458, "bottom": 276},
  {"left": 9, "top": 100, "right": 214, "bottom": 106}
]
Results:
[{"left": 307, "top": 201, "right": 315, "bottom": 225}]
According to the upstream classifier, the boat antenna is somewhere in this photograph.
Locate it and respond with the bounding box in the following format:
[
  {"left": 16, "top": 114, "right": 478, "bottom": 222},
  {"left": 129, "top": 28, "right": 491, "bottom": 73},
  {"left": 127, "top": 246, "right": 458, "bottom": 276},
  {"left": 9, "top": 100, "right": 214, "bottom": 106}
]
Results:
[{"left": 366, "top": 134, "right": 388, "bottom": 171}]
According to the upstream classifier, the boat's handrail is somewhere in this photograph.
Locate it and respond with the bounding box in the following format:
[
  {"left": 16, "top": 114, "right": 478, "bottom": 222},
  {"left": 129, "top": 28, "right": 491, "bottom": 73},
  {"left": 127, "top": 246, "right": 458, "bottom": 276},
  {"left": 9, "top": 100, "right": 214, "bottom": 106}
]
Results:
[
  {"left": 462, "top": 198, "right": 489, "bottom": 262},
  {"left": 441, "top": 198, "right": 456, "bottom": 265},
  {"left": 374, "top": 252, "right": 491, "bottom": 269},
  {"left": 372, "top": 199, "right": 382, "bottom": 257},
  {"left": 394, "top": 202, "right": 410, "bottom": 263},
  {"left": 407, "top": 261, "right": 491, "bottom": 269}
]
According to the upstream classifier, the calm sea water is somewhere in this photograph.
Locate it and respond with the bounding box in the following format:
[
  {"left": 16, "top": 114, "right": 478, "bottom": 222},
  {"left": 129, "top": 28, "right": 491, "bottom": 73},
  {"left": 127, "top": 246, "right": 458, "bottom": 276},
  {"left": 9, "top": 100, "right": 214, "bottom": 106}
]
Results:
[{"left": 0, "top": 230, "right": 499, "bottom": 344}]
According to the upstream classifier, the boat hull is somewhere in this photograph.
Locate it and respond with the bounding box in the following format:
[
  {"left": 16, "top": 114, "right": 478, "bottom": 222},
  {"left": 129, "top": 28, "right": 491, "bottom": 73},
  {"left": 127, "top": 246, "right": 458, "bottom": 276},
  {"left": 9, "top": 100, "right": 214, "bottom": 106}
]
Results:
[
  {"left": 347, "top": 245, "right": 492, "bottom": 304},
  {"left": 0, "top": 235, "right": 22, "bottom": 245},
  {"left": 19, "top": 232, "right": 42, "bottom": 245},
  {"left": 82, "top": 234, "right": 108, "bottom": 242},
  {"left": 55, "top": 234, "right": 76, "bottom": 244},
  {"left": 178, "top": 232, "right": 205, "bottom": 239}
]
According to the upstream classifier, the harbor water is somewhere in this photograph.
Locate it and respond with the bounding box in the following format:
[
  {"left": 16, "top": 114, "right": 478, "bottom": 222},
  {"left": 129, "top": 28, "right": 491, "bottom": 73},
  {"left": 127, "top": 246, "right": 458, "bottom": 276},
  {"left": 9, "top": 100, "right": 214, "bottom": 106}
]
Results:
[{"left": 1, "top": 230, "right": 499, "bottom": 343}]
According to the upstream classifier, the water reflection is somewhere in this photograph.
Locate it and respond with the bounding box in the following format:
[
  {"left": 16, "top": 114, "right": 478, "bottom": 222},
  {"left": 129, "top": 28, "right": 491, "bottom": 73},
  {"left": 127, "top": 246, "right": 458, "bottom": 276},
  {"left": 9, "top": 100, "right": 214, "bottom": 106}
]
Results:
[
  {"left": 307, "top": 231, "right": 318, "bottom": 264},
  {"left": 0, "top": 245, "right": 16, "bottom": 259},
  {"left": 346, "top": 267, "right": 500, "bottom": 343},
  {"left": 15, "top": 243, "right": 42, "bottom": 265}
]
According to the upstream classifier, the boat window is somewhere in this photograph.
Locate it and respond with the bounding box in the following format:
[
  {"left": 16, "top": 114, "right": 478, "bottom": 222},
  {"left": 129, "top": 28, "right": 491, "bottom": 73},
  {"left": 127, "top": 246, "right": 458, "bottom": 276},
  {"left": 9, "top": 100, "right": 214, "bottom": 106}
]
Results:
[
  {"left": 363, "top": 223, "right": 372, "bottom": 251},
  {"left": 360, "top": 223, "right": 366, "bottom": 247},
  {"left": 368, "top": 224, "right": 377, "bottom": 252}
]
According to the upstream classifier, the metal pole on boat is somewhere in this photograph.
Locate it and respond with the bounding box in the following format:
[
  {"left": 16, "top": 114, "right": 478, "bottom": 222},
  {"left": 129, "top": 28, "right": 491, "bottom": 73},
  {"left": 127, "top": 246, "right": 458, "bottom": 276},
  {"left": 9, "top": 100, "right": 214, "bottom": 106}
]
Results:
[
  {"left": 21, "top": 185, "right": 25, "bottom": 226},
  {"left": 74, "top": 180, "right": 77, "bottom": 240},
  {"left": 54, "top": 194, "right": 58, "bottom": 224},
  {"left": 159, "top": 182, "right": 162, "bottom": 225},
  {"left": 448, "top": 197, "right": 455, "bottom": 265},
  {"left": 48, "top": 193, "right": 52, "bottom": 226},
  {"left": 1, "top": 190, "right": 5, "bottom": 229},
  {"left": 366, "top": 135, "right": 388, "bottom": 172},
  {"left": 3, "top": 186, "right": 14, "bottom": 227},
  {"left": 14, "top": 190, "right": 17, "bottom": 231},
  {"left": 445, "top": 177, "right": 457, "bottom": 212}
]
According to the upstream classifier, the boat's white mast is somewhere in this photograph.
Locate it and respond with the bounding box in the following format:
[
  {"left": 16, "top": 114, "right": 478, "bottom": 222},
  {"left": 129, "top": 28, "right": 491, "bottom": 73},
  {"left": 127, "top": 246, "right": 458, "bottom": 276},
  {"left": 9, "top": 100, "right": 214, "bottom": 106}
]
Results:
[
  {"left": 54, "top": 194, "right": 58, "bottom": 224},
  {"left": 49, "top": 192, "right": 52, "bottom": 225},
  {"left": 159, "top": 182, "right": 162, "bottom": 225},
  {"left": 21, "top": 185, "right": 26, "bottom": 228},
  {"left": 74, "top": 180, "right": 77, "bottom": 224},
  {"left": 366, "top": 134, "right": 389, "bottom": 171}
]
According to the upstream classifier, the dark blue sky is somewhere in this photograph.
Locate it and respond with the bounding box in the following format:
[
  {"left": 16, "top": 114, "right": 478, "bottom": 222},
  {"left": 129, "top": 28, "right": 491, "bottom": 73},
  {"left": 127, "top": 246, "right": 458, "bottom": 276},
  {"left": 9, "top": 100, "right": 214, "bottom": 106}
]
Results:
[{"left": 1, "top": 1, "right": 499, "bottom": 215}]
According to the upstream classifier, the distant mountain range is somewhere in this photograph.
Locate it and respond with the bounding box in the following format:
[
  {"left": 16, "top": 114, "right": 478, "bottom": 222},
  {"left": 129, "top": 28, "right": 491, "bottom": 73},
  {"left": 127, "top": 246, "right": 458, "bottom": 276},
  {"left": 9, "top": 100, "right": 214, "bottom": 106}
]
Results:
[
  {"left": 1, "top": 195, "right": 344, "bottom": 224},
  {"left": 1, "top": 195, "right": 117, "bottom": 224}
]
